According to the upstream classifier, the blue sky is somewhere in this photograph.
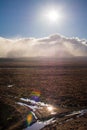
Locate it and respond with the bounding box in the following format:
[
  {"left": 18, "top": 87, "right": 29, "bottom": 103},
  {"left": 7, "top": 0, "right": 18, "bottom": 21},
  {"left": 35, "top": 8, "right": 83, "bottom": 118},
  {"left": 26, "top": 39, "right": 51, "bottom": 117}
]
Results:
[{"left": 0, "top": 0, "right": 87, "bottom": 38}]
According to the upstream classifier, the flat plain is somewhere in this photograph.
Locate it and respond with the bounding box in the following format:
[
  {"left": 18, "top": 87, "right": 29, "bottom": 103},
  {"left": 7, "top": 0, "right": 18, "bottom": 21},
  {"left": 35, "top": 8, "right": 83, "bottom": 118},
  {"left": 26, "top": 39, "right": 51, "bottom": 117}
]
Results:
[{"left": 0, "top": 58, "right": 87, "bottom": 130}]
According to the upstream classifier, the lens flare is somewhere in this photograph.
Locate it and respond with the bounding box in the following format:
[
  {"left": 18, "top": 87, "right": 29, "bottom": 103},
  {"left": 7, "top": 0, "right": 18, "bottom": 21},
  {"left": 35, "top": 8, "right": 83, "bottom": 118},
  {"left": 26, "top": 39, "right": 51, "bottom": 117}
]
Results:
[
  {"left": 31, "top": 91, "right": 41, "bottom": 97},
  {"left": 27, "top": 112, "right": 33, "bottom": 126},
  {"left": 31, "top": 90, "right": 41, "bottom": 102}
]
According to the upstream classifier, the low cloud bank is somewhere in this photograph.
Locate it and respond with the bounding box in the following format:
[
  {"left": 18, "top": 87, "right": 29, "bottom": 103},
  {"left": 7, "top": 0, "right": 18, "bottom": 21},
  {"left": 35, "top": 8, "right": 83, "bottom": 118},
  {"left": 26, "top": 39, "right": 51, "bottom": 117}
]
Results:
[{"left": 0, "top": 34, "right": 87, "bottom": 58}]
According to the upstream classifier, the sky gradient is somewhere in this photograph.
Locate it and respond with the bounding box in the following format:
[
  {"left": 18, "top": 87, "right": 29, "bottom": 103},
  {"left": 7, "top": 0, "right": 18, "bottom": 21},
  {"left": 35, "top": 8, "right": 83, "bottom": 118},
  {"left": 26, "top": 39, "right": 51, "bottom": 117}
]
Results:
[{"left": 0, "top": 0, "right": 87, "bottom": 38}]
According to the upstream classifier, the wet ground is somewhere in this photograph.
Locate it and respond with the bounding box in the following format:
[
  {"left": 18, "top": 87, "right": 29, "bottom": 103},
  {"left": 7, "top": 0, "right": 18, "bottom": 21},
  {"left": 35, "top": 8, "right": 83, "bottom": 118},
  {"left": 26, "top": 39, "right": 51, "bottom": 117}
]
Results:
[{"left": 0, "top": 59, "right": 87, "bottom": 130}]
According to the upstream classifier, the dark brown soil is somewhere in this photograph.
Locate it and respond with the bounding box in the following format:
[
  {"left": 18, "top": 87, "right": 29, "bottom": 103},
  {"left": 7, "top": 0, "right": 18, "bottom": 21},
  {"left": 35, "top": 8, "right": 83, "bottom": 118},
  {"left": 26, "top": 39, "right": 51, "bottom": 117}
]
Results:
[{"left": 0, "top": 59, "right": 87, "bottom": 130}]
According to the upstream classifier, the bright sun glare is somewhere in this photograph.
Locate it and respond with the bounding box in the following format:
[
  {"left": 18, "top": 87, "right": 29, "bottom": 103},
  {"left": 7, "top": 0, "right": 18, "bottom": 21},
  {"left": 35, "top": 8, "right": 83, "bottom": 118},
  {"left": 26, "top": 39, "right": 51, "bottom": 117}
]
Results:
[
  {"left": 47, "top": 105, "right": 54, "bottom": 112},
  {"left": 46, "top": 9, "right": 61, "bottom": 23}
]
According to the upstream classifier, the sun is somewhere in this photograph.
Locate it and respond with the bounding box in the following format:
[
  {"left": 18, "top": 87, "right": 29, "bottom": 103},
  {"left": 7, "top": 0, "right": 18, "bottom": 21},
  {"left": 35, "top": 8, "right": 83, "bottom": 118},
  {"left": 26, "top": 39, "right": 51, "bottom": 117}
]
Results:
[
  {"left": 40, "top": 6, "right": 65, "bottom": 25},
  {"left": 46, "top": 9, "right": 61, "bottom": 23}
]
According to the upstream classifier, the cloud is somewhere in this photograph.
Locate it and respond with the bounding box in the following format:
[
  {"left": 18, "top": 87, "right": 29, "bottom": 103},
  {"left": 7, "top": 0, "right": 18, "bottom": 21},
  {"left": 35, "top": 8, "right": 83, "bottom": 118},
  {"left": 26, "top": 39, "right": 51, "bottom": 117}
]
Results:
[{"left": 0, "top": 34, "right": 87, "bottom": 58}]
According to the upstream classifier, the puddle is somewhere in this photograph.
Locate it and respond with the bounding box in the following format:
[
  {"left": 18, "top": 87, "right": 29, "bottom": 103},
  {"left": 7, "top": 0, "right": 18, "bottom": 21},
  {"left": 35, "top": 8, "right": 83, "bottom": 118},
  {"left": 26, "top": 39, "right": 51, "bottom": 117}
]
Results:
[
  {"left": 24, "top": 118, "right": 55, "bottom": 130},
  {"left": 17, "top": 102, "right": 38, "bottom": 111},
  {"left": 66, "top": 109, "right": 87, "bottom": 117},
  {"left": 8, "top": 84, "right": 14, "bottom": 88},
  {"left": 17, "top": 98, "right": 87, "bottom": 130},
  {"left": 20, "top": 98, "right": 48, "bottom": 107},
  {"left": 17, "top": 98, "right": 57, "bottom": 130}
]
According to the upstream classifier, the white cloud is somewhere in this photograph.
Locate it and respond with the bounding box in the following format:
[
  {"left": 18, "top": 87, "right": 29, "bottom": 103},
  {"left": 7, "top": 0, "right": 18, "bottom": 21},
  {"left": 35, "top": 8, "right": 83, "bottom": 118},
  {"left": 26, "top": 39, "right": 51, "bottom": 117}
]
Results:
[{"left": 0, "top": 34, "right": 87, "bottom": 58}]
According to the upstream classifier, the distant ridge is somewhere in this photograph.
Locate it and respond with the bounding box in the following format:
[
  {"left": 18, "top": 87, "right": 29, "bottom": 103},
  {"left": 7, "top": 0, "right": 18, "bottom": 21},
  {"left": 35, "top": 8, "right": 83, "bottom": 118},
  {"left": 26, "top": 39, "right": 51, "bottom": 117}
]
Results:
[{"left": 0, "top": 56, "right": 87, "bottom": 62}]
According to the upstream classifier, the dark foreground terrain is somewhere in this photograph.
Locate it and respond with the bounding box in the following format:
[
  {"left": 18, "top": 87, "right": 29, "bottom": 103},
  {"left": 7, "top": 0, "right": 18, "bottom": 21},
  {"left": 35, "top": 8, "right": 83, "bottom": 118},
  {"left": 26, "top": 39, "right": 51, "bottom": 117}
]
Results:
[{"left": 0, "top": 58, "right": 87, "bottom": 130}]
